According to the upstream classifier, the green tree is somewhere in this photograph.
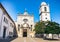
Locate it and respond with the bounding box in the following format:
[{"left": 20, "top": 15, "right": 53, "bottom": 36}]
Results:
[
  {"left": 45, "top": 21, "right": 60, "bottom": 34},
  {"left": 44, "top": 21, "right": 60, "bottom": 39},
  {"left": 34, "top": 21, "right": 60, "bottom": 39},
  {"left": 34, "top": 21, "right": 46, "bottom": 34}
]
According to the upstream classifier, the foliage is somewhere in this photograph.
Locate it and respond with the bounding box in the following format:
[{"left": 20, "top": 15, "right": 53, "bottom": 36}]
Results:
[
  {"left": 34, "top": 21, "right": 46, "bottom": 34},
  {"left": 45, "top": 21, "right": 60, "bottom": 34},
  {"left": 34, "top": 21, "right": 60, "bottom": 34}
]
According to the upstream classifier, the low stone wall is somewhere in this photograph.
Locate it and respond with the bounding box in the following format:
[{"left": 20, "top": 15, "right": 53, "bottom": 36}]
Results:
[{"left": 43, "top": 34, "right": 59, "bottom": 39}]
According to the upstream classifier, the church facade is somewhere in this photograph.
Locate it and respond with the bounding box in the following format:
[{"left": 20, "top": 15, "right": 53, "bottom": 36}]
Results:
[{"left": 15, "top": 10, "right": 35, "bottom": 37}]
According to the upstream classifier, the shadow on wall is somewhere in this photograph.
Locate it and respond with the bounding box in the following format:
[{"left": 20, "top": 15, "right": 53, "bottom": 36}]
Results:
[{"left": 9, "top": 24, "right": 18, "bottom": 41}]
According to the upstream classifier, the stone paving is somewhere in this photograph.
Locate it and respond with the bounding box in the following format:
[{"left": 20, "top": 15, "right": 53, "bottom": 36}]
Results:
[{"left": 11, "top": 37, "right": 60, "bottom": 42}]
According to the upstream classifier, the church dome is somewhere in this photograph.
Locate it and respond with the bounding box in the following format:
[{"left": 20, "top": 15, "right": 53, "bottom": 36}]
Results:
[{"left": 41, "top": 2, "right": 47, "bottom": 6}]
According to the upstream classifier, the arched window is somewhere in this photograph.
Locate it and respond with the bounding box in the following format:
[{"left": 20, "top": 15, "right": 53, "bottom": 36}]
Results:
[{"left": 44, "top": 7, "right": 47, "bottom": 11}]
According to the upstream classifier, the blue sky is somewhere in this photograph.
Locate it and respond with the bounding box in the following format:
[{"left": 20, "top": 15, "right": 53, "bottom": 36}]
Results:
[{"left": 0, "top": 0, "right": 60, "bottom": 24}]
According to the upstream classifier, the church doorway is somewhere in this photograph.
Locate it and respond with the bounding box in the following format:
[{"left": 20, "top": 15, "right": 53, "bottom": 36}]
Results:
[{"left": 23, "top": 29, "right": 27, "bottom": 37}]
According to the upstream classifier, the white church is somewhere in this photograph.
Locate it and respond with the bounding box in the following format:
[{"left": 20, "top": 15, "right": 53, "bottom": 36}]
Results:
[
  {"left": 15, "top": 10, "right": 35, "bottom": 37},
  {"left": 0, "top": 2, "right": 50, "bottom": 38}
]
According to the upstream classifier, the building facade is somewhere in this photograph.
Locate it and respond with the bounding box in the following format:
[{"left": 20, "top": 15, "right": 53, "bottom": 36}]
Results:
[
  {"left": 39, "top": 2, "right": 50, "bottom": 21},
  {"left": 15, "top": 10, "right": 35, "bottom": 37},
  {"left": 0, "top": 3, "right": 15, "bottom": 39}
]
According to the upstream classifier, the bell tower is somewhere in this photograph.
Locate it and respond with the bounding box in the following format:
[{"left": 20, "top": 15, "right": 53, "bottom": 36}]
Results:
[{"left": 39, "top": 2, "right": 50, "bottom": 21}]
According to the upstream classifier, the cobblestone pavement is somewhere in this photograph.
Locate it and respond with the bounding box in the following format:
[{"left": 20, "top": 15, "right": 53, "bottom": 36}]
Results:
[{"left": 11, "top": 37, "right": 60, "bottom": 42}]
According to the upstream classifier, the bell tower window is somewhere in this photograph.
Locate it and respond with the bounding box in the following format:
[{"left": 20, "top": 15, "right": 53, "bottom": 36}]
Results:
[
  {"left": 44, "top": 7, "right": 47, "bottom": 11},
  {"left": 45, "top": 17, "right": 47, "bottom": 19}
]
